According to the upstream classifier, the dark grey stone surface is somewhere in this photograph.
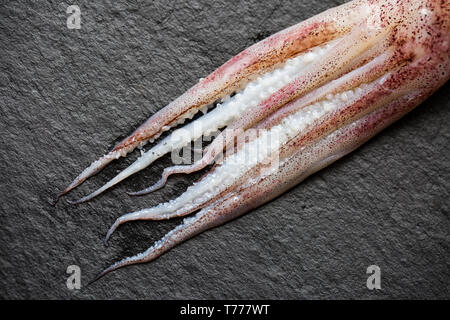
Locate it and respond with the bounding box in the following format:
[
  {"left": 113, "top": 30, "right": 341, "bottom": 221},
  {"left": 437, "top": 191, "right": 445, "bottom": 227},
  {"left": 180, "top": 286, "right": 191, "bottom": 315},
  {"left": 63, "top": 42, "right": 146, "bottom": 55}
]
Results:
[{"left": 0, "top": 0, "right": 448, "bottom": 299}]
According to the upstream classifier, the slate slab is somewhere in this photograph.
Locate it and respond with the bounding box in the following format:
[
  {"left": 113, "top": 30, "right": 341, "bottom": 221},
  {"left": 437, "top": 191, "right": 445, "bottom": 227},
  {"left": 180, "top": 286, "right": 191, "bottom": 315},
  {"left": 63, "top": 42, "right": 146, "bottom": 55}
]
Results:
[{"left": 0, "top": 0, "right": 448, "bottom": 299}]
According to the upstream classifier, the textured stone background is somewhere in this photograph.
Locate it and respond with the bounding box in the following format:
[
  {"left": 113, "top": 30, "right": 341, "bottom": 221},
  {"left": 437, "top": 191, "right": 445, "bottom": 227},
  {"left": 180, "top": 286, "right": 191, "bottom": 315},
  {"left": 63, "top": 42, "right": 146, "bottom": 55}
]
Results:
[{"left": 0, "top": 0, "right": 449, "bottom": 299}]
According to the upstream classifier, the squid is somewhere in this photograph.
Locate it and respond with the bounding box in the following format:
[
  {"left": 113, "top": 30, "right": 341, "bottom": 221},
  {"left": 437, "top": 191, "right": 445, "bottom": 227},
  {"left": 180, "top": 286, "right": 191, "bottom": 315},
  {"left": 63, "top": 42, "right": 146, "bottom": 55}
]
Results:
[{"left": 56, "top": 0, "right": 449, "bottom": 282}]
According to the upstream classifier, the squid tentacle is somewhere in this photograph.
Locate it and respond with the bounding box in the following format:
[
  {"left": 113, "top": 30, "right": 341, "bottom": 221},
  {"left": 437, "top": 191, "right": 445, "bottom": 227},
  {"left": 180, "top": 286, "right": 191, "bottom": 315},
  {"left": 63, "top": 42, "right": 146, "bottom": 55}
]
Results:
[
  {"left": 96, "top": 88, "right": 425, "bottom": 282},
  {"left": 68, "top": 18, "right": 391, "bottom": 203},
  {"left": 103, "top": 63, "right": 420, "bottom": 243},
  {"left": 56, "top": 0, "right": 449, "bottom": 282},
  {"left": 56, "top": 1, "right": 367, "bottom": 204},
  {"left": 132, "top": 47, "right": 403, "bottom": 196}
]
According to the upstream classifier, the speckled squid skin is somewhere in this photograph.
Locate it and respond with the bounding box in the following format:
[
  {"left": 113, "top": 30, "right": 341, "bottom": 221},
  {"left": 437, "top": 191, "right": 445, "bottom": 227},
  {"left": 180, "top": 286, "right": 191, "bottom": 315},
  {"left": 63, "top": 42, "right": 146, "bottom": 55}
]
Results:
[{"left": 57, "top": 0, "right": 449, "bottom": 281}]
